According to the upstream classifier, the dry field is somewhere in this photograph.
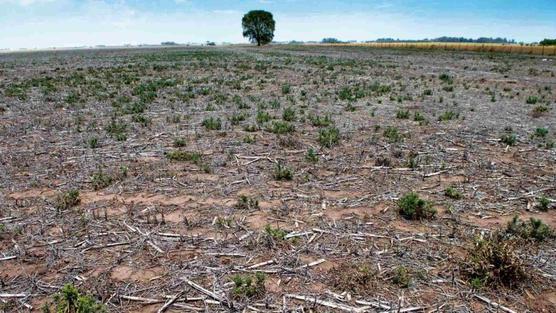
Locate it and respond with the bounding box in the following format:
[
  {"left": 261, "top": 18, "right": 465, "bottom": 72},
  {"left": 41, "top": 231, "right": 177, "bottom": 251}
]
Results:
[
  {"left": 0, "top": 45, "right": 555, "bottom": 312},
  {"left": 323, "top": 43, "right": 556, "bottom": 56}
]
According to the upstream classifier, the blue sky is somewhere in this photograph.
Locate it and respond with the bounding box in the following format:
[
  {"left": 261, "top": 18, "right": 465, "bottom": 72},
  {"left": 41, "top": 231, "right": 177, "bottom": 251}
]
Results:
[{"left": 0, "top": 0, "right": 554, "bottom": 49}]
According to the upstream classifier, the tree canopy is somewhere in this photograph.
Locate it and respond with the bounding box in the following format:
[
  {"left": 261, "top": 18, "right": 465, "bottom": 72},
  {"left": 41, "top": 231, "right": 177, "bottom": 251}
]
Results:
[
  {"left": 242, "top": 10, "right": 275, "bottom": 46},
  {"left": 540, "top": 39, "right": 556, "bottom": 46}
]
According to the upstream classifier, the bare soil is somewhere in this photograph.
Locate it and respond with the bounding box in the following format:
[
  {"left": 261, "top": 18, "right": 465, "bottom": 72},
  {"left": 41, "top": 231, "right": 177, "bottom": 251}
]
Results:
[{"left": 0, "top": 45, "right": 555, "bottom": 312}]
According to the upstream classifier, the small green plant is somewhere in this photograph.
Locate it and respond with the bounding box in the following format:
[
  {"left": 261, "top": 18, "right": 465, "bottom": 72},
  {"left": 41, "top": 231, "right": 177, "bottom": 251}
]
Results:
[
  {"left": 106, "top": 118, "right": 127, "bottom": 141},
  {"left": 305, "top": 148, "right": 318, "bottom": 163},
  {"left": 267, "top": 121, "right": 295, "bottom": 134},
  {"left": 396, "top": 109, "right": 410, "bottom": 119},
  {"left": 281, "top": 84, "right": 291, "bottom": 95},
  {"left": 243, "top": 124, "right": 259, "bottom": 132},
  {"left": 537, "top": 196, "right": 551, "bottom": 211},
  {"left": 167, "top": 150, "right": 200, "bottom": 161},
  {"left": 392, "top": 266, "right": 411, "bottom": 288},
  {"left": 308, "top": 114, "right": 333, "bottom": 127},
  {"left": 55, "top": 190, "right": 80, "bottom": 211},
  {"left": 282, "top": 107, "right": 296, "bottom": 122},
  {"left": 124, "top": 101, "right": 147, "bottom": 115},
  {"left": 65, "top": 91, "right": 81, "bottom": 105},
  {"left": 236, "top": 195, "right": 259, "bottom": 210},
  {"left": 328, "top": 262, "right": 377, "bottom": 295},
  {"left": 243, "top": 135, "right": 256, "bottom": 143},
  {"left": 166, "top": 150, "right": 205, "bottom": 167},
  {"left": 532, "top": 105, "right": 549, "bottom": 117},
  {"left": 269, "top": 99, "right": 280, "bottom": 109},
  {"left": 49, "top": 283, "right": 106, "bottom": 313},
  {"left": 506, "top": 215, "right": 552, "bottom": 241},
  {"left": 273, "top": 162, "right": 293, "bottom": 181},
  {"left": 439, "top": 73, "right": 453, "bottom": 84},
  {"left": 413, "top": 112, "right": 427, "bottom": 123},
  {"left": 469, "top": 277, "right": 485, "bottom": 290},
  {"left": 526, "top": 95, "right": 539, "bottom": 104},
  {"left": 318, "top": 126, "right": 340, "bottom": 148},
  {"left": 438, "top": 110, "right": 458, "bottom": 121},
  {"left": 397, "top": 192, "right": 436, "bottom": 220},
  {"left": 264, "top": 224, "right": 287, "bottom": 240},
  {"left": 256, "top": 110, "right": 272, "bottom": 124},
  {"left": 444, "top": 186, "right": 462, "bottom": 200},
  {"left": 500, "top": 133, "right": 517, "bottom": 146},
  {"left": 202, "top": 117, "right": 222, "bottom": 130},
  {"left": 214, "top": 216, "right": 234, "bottom": 229},
  {"left": 229, "top": 112, "right": 247, "bottom": 125},
  {"left": 231, "top": 272, "right": 266, "bottom": 299},
  {"left": 91, "top": 170, "right": 113, "bottom": 191},
  {"left": 338, "top": 86, "right": 365, "bottom": 101},
  {"left": 463, "top": 233, "right": 526, "bottom": 288},
  {"left": 173, "top": 137, "right": 187, "bottom": 147},
  {"left": 406, "top": 153, "right": 419, "bottom": 169},
  {"left": 383, "top": 126, "right": 402, "bottom": 143},
  {"left": 131, "top": 114, "right": 151, "bottom": 127},
  {"left": 533, "top": 127, "right": 548, "bottom": 138},
  {"left": 88, "top": 137, "right": 99, "bottom": 149}
]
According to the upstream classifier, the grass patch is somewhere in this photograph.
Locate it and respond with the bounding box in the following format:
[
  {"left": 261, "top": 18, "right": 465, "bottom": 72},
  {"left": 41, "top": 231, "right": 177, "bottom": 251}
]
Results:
[
  {"left": 202, "top": 117, "right": 222, "bottom": 130},
  {"left": 396, "top": 109, "right": 410, "bottom": 119},
  {"left": 231, "top": 272, "right": 266, "bottom": 300},
  {"left": 44, "top": 283, "right": 106, "bottom": 313},
  {"left": 264, "top": 224, "right": 287, "bottom": 240},
  {"left": 537, "top": 196, "right": 551, "bottom": 211},
  {"left": 438, "top": 110, "right": 458, "bottom": 121},
  {"left": 305, "top": 148, "right": 319, "bottom": 163},
  {"left": 463, "top": 233, "right": 527, "bottom": 289},
  {"left": 308, "top": 114, "right": 333, "bottom": 127},
  {"left": 92, "top": 170, "right": 113, "bottom": 191},
  {"left": 506, "top": 215, "right": 552, "bottom": 242},
  {"left": 444, "top": 186, "right": 462, "bottom": 200},
  {"left": 236, "top": 195, "right": 259, "bottom": 210},
  {"left": 282, "top": 107, "right": 296, "bottom": 122},
  {"left": 256, "top": 110, "right": 272, "bottom": 124},
  {"left": 106, "top": 119, "right": 128, "bottom": 141},
  {"left": 166, "top": 150, "right": 202, "bottom": 162},
  {"left": 318, "top": 126, "right": 340, "bottom": 148},
  {"left": 533, "top": 127, "right": 548, "bottom": 138},
  {"left": 383, "top": 126, "right": 403, "bottom": 143},
  {"left": 173, "top": 137, "right": 187, "bottom": 147},
  {"left": 328, "top": 262, "right": 377, "bottom": 295},
  {"left": 439, "top": 73, "right": 453, "bottom": 84},
  {"left": 55, "top": 190, "right": 80, "bottom": 211},
  {"left": 392, "top": 266, "right": 411, "bottom": 288},
  {"left": 273, "top": 162, "right": 293, "bottom": 181},
  {"left": 267, "top": 121, "right": 295, "bottom": 134},
  {"left": 500, "top": 133, "right": 517, "bottom": 146},
  {"left": 398, "top": 192, "right": 436, "bottom": 220},
  {"left": 526, "top": 96, "right": 539, "bottom": 104}
]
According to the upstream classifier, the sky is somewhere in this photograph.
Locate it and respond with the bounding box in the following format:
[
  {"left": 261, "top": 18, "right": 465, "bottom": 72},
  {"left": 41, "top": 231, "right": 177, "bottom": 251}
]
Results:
[{"left": 0, "top": 0, "right": 555, "bottom": 49}]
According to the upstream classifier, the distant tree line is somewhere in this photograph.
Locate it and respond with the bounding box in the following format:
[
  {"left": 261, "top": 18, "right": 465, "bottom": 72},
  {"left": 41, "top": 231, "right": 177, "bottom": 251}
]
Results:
[
  {"left": 374, "top": 37, "right": 516, "bottom": 44},
  {"left": 540, "top": 39, "right": 556, "bottom": 46},
  {"left": 321, "top": 38, "right": 343, "bottom": 44}
]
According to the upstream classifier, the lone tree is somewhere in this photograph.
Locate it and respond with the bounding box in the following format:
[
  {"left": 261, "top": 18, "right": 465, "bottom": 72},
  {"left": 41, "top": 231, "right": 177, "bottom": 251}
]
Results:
[{"left": 242, "top": 10, "right": 275, "bottom": 46}]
